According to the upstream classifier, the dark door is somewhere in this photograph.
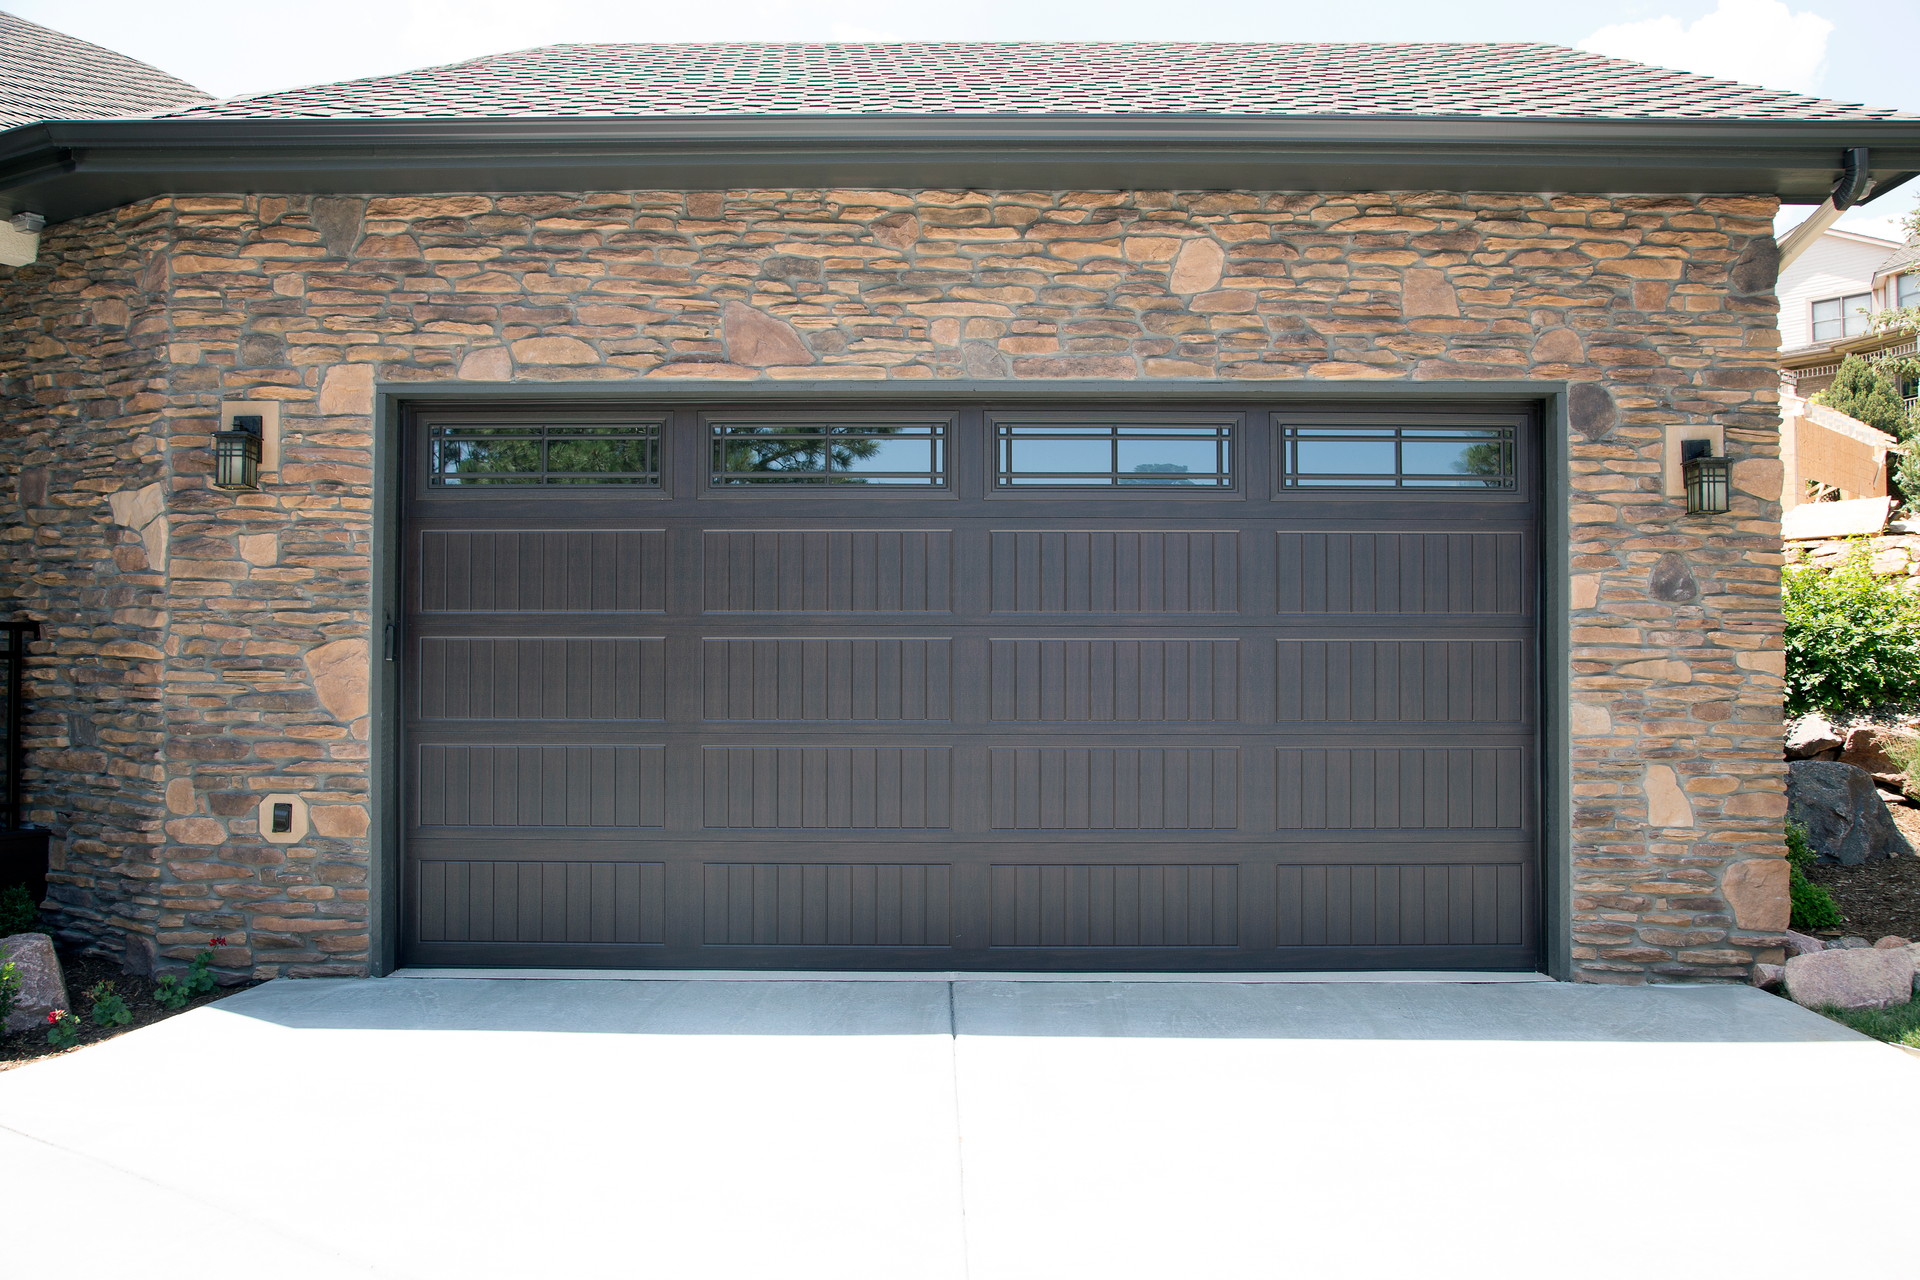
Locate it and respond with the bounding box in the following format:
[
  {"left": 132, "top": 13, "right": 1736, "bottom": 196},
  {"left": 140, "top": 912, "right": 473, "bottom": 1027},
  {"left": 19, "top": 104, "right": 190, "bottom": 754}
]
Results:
[{"left": 401, "top": 402, "right": 1540, "bottom": 970}]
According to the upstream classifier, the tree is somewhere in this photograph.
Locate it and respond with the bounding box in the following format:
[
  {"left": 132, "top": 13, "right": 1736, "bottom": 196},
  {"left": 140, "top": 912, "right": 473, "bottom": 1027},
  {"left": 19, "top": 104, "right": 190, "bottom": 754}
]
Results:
[{"left": 1812, "top": 353, "right": 1908, "bottom": 436}]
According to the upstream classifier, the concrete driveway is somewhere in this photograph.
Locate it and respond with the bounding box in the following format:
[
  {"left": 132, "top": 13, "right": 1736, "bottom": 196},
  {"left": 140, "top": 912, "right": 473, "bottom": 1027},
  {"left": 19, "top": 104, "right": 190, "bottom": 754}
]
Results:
[{"left": 1, "top": 972, "right": 1913, "bottom": 1279}]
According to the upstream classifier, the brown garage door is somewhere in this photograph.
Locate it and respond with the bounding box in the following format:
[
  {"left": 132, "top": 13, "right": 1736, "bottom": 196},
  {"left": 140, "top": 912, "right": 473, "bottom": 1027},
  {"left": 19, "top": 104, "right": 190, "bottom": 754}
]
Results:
[{"left": 401, "top": 401, "right": 1540, "bottom": 971}]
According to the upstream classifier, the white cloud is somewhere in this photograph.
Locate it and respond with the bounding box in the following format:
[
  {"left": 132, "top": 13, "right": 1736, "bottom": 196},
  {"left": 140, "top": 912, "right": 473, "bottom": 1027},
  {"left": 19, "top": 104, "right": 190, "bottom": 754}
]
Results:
[{"left": 1578, "top": 0, "right": 1833, "bottom": 96}]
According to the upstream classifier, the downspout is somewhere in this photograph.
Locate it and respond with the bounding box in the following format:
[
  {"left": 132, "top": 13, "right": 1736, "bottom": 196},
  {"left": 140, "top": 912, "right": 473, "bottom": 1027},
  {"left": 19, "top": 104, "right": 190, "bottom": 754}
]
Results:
[{"left": 1778, "top": 147, "right": 1876, "bottom": 272}]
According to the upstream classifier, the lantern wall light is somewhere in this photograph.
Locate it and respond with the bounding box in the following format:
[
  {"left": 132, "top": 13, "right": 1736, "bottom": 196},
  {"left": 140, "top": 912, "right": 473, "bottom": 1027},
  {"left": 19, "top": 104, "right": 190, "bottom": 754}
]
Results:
[
  {"left": 1680, "top": 438, "right": 1730, "bottom": 516},
  {"left": 213, "top": 414, "right": 262, "bottom": 491}
]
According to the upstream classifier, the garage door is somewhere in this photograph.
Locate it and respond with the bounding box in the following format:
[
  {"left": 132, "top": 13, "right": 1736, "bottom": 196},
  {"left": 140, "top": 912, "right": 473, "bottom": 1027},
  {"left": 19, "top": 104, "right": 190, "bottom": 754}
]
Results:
[{"left": 401, "top": 402, "right": 1540, "bottom": 971}]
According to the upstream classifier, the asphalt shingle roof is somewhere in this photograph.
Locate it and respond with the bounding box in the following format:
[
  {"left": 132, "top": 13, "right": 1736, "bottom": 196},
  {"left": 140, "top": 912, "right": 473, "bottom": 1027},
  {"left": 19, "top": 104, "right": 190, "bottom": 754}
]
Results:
[
  {"left": 165, "top": 41, "right": 1911, "bottom": 123},
  {"left": 0, "top": 11, "right": 211, "bottom": 127}
]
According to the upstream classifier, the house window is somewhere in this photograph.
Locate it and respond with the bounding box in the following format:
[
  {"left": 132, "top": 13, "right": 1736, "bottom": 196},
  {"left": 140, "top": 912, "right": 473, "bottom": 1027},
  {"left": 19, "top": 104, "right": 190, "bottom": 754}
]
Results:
[
  {"left": 1810, "top": 293, "right": 1872, "bottom": 342},
  {"left": 429, "top": 423, "right": 662, "bottom": 486},
  {"left": 992, "top": 420, "right": 1234, "bottom": 488},
  {"left": 1898, "top": 271, "right": 1919, "bottom": 310},
  {"left": 710, "top": 420, "right": 947, "bottom": 486},
  {"left": 1279, "top": 424, "right": 1516, "bottom": 490}
]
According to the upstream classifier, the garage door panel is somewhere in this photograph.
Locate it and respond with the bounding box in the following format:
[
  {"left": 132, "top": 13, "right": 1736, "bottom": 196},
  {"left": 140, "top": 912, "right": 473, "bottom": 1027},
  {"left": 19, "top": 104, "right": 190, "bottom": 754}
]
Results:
[
  {"left": 417, "top": 858, "right": 667, "bottom": 945},
  {"left": 1275, "top": 638, "right": 1526, "bottom": 723},
  {"left": 990, "top": 638, "right": 1240, "bottom": 722},
  {"left": 989, "top": 747, "right": 1240, "bottom": 830},
  {"left": 1274, "top": 746, "right": 1525, "bottom": 831},
  {"left": 701, "top": 746, "right": 953, "bottom": 829},
  {"left": 991, "top": 530, "right": 1238, "bottom": 613},
  {"left": 703, "top": 862, "right": 953, "bottom": 947},
  {"left": 989, "top": 863, "right": 1238, "bottom": 948},
  {"left": 417, "top": 637, "right": 667, "bottom": 720},
  {"left": 1276, "top": 530, "right": 1528, "bottom": 615},
  {"left": 702, "top": 637, "right": 952, "bottom": 721},
  {"left": 420, "top": 528, "right": 666, "bottom": 613},
  {"left": 1275, "top": 862, "right": 1527, "bottom": 948},
  {"left": 416, "top": 744, "right": 665, "bottom": 827},
  {"left": 703, "top": 529, "right": 953, "bottom": 612}
]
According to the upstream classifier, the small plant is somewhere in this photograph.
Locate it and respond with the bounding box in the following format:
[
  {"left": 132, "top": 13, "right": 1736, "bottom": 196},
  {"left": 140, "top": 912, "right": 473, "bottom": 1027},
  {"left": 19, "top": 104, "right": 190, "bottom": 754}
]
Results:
[
  {"left": 154, "top": 937, "right": 226, "bottom": 1010},
  {"left": 0, "top": 884, "right": 36, "bottom": 935},
  {"left": 45, "top": 1008, "right": 81, "bottom": 1048},
  {"left": 0, "top": 960, "right": 19, "bottom": 1018},
  {"left": 86, "top": 979, "right": 132, "bottom": 1029},
  {"left": 1784, "top": 820, "right": 1843, "bottom": 932},
  {"left": 1783, "top": 540, "right": 1920, "bottom": 719}
]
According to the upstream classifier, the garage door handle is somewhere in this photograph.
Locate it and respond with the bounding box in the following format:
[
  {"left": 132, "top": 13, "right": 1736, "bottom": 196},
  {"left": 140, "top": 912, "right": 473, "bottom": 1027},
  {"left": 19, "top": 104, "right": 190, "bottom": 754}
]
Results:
[{"left": 384, "top": 619, "right": 396, "bottom": 663}]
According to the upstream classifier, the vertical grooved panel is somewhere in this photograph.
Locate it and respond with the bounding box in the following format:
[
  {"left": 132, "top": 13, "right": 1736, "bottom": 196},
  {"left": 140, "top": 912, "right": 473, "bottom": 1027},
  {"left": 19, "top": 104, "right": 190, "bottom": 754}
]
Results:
[
  {"left": 702, "top": 864, "right": 952, "bottom": 946},
  {"left": 992, "top": 531, "right": 1239, "bottom": 613},
  {"left": 1274, "top": 749, "right": 1523, "bottom": 829},
  {"left": 415, "top": 861, "right": 664, "bottom": 943},
  {"left": 1275, "top": 640, "right": 1522, "bottom": 722},
  {"left": 416, "top": 746, "right": 663, "bottom": 826},
  {"left": 989, "top": 864, "right": 1238, "bottom": 946},
  {"left": 1278, "top": 532, "right": 1527, "bottom": 615},
  {"left": 702, "top": 747, "right": 951, "bottom": 828},
  {"left": 1275, "top": 863, "right": 1525, "bottom": 947},
  {"left": 990, "top": 749, "right": 1238, "bottom": 829},
  {"left": 420, "top": 530, "right": 664, "bottom": 612},
  {"left": 703, "top": 639, "right": 951, "bottom": 720},
  {"left": 418, "top": 638, "right": 665, "bottom": 719},
  {"left": 703, "top": 530, "right": 952, "bottom": 612},
  {"left": 992, "top": 639, "right": 1239, "bottom": 721}
]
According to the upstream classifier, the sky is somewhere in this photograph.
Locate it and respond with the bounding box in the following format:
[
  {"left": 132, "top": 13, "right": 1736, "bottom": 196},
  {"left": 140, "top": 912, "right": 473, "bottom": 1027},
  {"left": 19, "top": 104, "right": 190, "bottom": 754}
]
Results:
[{"left": 14, "top": 0, "right": 1919, "bottom": 243}]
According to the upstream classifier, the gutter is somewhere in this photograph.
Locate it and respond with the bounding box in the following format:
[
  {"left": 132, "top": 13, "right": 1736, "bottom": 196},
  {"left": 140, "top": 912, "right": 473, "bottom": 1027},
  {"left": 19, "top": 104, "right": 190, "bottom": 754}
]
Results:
[{"left": 1, "top": 112, "right": 1918, "bottom": 224}]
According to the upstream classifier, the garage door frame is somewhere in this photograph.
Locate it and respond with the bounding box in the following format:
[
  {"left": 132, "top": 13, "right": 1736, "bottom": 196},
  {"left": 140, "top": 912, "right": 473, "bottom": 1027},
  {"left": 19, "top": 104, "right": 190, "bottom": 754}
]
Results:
[{"left": 366, "top": 379, "right": 1573, "bottom": 978}]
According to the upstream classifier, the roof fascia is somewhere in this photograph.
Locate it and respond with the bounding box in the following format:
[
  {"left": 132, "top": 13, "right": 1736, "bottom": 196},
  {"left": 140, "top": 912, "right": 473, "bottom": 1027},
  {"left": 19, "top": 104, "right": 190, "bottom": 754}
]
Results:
[{"left": 4, "top": 113, "right": 1920, "bottom": 223}]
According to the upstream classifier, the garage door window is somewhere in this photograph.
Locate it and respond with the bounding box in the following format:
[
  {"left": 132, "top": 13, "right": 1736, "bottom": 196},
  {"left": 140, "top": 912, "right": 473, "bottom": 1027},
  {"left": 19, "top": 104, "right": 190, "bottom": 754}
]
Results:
[
  {"left": 1279, "top": 425, "right": 1515, "bottom": 489},
  {"left": 993, "top": 420, "right": 1234, "bottom": 488},
  {"left": 428, "top": 423, "right": 662, "bottom": 486},
  {"left": 710, "top": 420, "right": 947, "bottom": 487}
]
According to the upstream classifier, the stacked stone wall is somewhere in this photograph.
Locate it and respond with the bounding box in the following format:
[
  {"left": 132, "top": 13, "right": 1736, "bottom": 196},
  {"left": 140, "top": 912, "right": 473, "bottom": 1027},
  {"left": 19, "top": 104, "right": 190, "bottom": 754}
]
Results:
[{"left": 0, "top": 187, "right": 1790, "bottom": 981}]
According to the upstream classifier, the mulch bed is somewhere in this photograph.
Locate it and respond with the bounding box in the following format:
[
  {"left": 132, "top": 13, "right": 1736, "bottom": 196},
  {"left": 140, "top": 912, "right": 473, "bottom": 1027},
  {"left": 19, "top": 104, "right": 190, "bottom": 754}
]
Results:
[
  {"left": 1804, "top": 849, "right": 1920, "bottom": 944},
  {"left": 1, "top": 946, "right": 256, "bottom": 1072}
]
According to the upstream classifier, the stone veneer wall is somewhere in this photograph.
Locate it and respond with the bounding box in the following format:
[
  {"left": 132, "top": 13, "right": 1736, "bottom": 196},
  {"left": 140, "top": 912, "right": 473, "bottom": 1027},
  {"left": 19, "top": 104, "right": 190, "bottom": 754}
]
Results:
[{"left": 0, "top": 187, "right": 1790, "bottom": 982}]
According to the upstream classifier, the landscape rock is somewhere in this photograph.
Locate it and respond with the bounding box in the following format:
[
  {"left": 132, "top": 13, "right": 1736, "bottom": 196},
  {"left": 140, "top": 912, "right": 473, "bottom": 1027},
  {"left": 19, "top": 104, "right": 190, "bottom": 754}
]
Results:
[
  {"left": 1, "top": 932, "right": 68, "bottom": 1033},
  {"left": 1832, "top": 937, "right": 1872, "bottom": 949},
  {"left": 1784, "top": 714, "right": 1843, "bottom": 760},
  {"left": 1784, "top": 930, "right": 1826, "bottom": 957},
  {"left": 1839, "top": 723, "right": 1916, "bottom": 785},
  {"left": 1783, "top": 946, "right": 1917, "bottom": 1011},
  {"left": 1874, "top": 936, "right": 1912, "bottom": 948},
  {"left": 1786, "top": 760, "right": 1915, "bottom": 864},
  {"left": 1750, "top": 963, "right": 1786, "bottom": 992}
]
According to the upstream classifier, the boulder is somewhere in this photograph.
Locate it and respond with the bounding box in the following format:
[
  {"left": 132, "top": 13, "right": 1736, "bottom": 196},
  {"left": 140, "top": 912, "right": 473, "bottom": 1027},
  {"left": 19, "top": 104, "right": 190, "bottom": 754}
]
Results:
[
  {"left": 1, "top": 932, "right": 68, "bottom": 1033},
  {"left": 1784, "top": 714, "right": 1843, "bottom": 761},
  {"left": 1840, "top": 724, "right": 1917, "bottom": 793},
  {"left": 1784, "top": 930, "right": 1826, "bottom": 957},
  {"left": 1750, "top": 963, "right": 1786, "bottom": 992},
  {"left": 1786, "top": 760, "right": 1915, "bottom": 864},
  {"left": 1874, "top": 936, "right": 1912, "bottom": 949},
  {"left": 1783, "top": 946, "right": 1917, "bottom": 1011}
]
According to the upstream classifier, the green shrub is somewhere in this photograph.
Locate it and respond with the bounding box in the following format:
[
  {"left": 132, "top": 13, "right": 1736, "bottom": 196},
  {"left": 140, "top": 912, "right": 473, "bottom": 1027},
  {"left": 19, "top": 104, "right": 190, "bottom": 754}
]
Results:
[
  {"left": 153, "top": 938, "right": 224, "bottom": 1010},
  {"left": 1812, "top": 354, "right": 1912, "bottom": 438},
  {"left": 0, "top": 960, "right": 19, "bottom": 1019},
  {"left": 0, "top": 884, "right": 36, "bottom": 935},
  {"left": 45, "top": 1009, "right": 80, "bottom": 1048},
  {"left": 1784, "top": 820, "right": 1843, "bottom": 932},
  {"left": 1783, "top": 540, "right": 1920, "bottom": 718}
]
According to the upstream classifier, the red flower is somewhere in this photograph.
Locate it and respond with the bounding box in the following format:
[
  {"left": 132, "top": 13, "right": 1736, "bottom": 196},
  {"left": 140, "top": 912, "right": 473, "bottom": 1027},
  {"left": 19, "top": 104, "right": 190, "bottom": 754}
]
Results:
[
  {"left": 46, "top": 1009, "right": 63, "bottom": 1024},
  {"left": 209, "top": 937, "right": 227, "bottom": 947}
]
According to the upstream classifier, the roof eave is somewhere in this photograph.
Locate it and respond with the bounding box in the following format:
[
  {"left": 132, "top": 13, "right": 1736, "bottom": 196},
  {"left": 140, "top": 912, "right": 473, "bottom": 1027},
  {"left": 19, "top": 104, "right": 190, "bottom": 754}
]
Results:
[{"left": 5, "top": 113, "right": 1920, "bottom": 224}]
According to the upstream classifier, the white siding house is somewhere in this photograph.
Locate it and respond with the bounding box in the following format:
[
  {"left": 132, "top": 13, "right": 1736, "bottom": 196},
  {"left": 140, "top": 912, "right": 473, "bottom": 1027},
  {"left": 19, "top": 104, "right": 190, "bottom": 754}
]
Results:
[{"left": 1776, "top": 227, "right": 1903, "bottom": 351}]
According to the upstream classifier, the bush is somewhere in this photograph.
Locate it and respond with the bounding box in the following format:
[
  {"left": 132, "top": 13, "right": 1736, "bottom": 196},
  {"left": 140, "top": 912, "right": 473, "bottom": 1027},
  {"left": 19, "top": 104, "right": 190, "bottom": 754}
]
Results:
[
  {"left": 1812, "top": 354, "right": 1912, "bottom": 438},
  {"left": 0, "top": 884, "right": 36, "bottom": 935},
  {"left": 1784, "top": 820, "right": 1843, "bottom": 932},
  {"left": 1782, "top": 540, "right": 1920, "bottom": 718}
]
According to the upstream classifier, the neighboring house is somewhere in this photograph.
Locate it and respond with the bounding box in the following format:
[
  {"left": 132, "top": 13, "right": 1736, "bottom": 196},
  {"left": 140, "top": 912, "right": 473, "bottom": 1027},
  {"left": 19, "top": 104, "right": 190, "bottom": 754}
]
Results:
[
  {"left": 1779, "top": 225, "right": 1920, "bottom": 400},
  {"left": 0, "top": 11, "right": 210, "bottom": 125},
  {"left": 1, "top": 41, "right": 1918, "bottom": 987}
]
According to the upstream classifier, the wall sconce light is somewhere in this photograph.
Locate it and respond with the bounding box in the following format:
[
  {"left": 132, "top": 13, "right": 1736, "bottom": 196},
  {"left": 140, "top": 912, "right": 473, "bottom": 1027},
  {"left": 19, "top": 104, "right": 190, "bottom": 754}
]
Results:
[
  {"left": 1681, "top": 439, "right": 1730, "bottom": 516},
  {"left": 213, "top": 415, "right": 262, "bottom": 491}
]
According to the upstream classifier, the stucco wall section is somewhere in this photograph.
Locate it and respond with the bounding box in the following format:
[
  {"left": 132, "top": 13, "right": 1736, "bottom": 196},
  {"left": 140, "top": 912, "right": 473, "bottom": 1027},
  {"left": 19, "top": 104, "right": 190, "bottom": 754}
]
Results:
[{"left": 0, "top": 188, "right": 1788, "bottom": 981}]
